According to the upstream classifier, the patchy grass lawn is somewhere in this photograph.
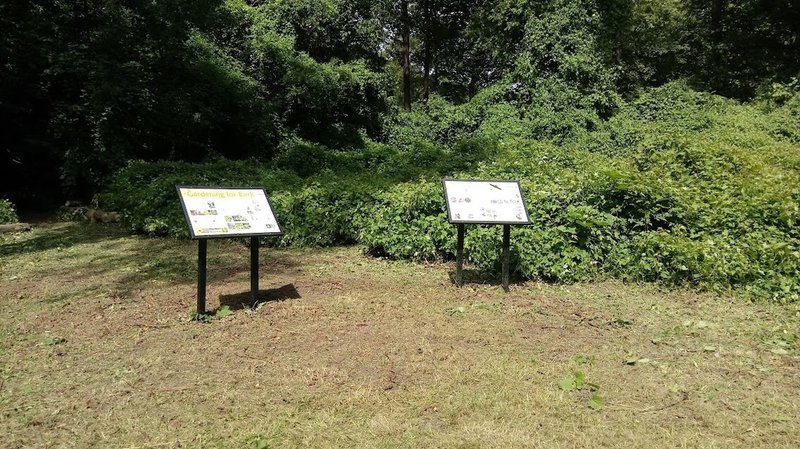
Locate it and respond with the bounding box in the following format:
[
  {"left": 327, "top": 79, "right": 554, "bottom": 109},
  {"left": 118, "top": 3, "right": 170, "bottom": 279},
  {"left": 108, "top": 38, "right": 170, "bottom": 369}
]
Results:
[{"left": 1, "top": 222, "right": 799, "bottom": 448}]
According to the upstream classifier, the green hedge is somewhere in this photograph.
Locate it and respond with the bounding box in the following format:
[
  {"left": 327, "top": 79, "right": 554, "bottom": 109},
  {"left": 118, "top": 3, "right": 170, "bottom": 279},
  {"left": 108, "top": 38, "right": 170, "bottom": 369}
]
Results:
[
  {"left": 100, "top": 83, "right": 800, "bottom": 302},
  {"left": 0, "top": 199, "right": 19, "bottom": 224},
  {"left": 100, "top": 160, "right": 303, "bottom": 237},
  {"left": 100, "top": 133, "right": 495, "bottom": 242},
  {"left": 358, "top": 84, "right": 800, "bottom": 301}
]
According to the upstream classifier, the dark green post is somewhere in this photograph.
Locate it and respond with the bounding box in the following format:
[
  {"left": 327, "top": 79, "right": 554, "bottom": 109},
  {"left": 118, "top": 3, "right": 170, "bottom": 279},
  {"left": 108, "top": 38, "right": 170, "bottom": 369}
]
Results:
[
  {"left": 250, "top": 236, "right": 259, "bottom": 306},
  {"left": 502, "top": 224, "right": 510, "bottom": 293},
  {"left": 197, "top": 239, "right": 208, "bottom": 315},
  {"left": 456, "top": 224, "right": 465, "bottom": 287}
]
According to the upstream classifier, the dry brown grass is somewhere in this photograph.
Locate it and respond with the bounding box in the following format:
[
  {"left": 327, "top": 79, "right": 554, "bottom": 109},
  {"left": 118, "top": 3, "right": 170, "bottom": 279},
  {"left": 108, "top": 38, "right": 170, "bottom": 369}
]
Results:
[{"left": 1, "top": 222, "right": 799, "bottom": 448}]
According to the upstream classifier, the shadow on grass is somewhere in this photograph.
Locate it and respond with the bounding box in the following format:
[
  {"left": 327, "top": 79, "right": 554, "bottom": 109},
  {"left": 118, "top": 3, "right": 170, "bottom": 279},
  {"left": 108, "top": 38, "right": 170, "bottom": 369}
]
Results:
[
  {"left": 448, "top": 268, "right": 526, "bottom": 289},
  {"left": 4, "top": 222, "right": 303, "bottom": 303},
  {"left": 0, "top": 222, "right": 126, "bottom": 258},
  {"left": 219, "top": 283, "right": 301, "bottom": 310}
]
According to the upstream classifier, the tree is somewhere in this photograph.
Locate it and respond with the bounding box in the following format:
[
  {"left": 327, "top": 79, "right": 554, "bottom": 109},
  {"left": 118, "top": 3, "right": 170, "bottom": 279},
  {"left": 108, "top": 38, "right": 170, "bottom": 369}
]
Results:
[
  {"left": 684, "top": 0, "right": 800, "bottom": 98},
  {"left": 401, "top": 0, "right": 412, "bottom": 111}
]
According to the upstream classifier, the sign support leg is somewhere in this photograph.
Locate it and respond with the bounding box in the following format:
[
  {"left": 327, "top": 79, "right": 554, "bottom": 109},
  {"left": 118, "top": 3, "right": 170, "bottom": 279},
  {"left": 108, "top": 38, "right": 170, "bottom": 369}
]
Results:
[
  {"left": 197, "top": 239, "right": 208, "bottom": 315},
  {"left": 456, "top": 224, "right": 465, "bottom": 287},
  {"left": 502, "top": 224, "right": 510, "bottom": 293},
  {"left": 250, "top": 236, "right": 259, "bottom": 306}
]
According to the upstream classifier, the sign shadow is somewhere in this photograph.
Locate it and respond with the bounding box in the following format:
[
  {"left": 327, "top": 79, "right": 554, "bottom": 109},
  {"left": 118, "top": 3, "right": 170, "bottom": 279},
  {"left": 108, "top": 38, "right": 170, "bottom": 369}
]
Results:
[
  {"left": 449, "top": 269, "right": 518, "bottom": 288},
  {"left": 219, "top": 283, "right": 301, "bottom": 310}
]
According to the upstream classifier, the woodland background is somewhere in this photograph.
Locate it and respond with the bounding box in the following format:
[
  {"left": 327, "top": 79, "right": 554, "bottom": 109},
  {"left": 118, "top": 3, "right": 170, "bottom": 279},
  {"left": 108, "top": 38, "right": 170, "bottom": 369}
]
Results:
[{"left": 2, "top": 0, "right": 800, "bottom": 300}]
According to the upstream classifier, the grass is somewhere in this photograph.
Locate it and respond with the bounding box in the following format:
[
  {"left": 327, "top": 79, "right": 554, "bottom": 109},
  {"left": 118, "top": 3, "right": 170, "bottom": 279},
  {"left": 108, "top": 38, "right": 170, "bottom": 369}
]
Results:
[{"left": 1, "top": 222, "right": 799, "bottom": 448}]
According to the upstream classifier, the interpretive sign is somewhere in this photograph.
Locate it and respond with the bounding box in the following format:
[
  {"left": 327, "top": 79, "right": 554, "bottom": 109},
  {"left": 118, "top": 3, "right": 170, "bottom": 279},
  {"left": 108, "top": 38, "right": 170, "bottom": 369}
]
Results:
[
  {"left": 176, "top": 186, "right": 283, "bottom": 315},
  {"left": 442, "top": 179, "right": 531, "bottom": 224},
  {"left": 176, "top": 186, "right": 282, "bottom": 238},
  {"left": 442, "top": 179, "right": 531, "bottom": 292}
]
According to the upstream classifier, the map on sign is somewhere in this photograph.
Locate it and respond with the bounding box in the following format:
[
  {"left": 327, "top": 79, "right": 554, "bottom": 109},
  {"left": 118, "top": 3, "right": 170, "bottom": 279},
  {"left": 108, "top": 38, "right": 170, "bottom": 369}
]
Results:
[
  {"left": 176, "top": 186, "right": 283, "bottom": 238},
  {"left": 442, "top": 179, "right": 531, "bottom": 224}
]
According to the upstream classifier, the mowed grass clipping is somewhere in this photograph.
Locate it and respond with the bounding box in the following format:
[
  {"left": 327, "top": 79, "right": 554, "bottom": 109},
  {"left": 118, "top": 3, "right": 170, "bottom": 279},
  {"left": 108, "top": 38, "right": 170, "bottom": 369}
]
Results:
[{"left": 1, "top": 223, "right": 799, "bottom": 448}]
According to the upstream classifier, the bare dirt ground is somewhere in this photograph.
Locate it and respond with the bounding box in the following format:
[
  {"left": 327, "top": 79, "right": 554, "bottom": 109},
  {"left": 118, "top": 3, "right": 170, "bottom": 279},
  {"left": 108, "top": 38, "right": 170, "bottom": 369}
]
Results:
[{"left": 1, "top": 222, "right": 798, "bottom": 448}]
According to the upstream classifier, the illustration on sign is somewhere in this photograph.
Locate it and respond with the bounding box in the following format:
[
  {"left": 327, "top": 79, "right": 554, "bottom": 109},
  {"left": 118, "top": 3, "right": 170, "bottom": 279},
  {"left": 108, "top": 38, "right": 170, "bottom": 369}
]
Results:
[
  {"left": 176, "top": 186, "right": 283, "bottom": 238},
  {"left": 442, "top": 179, "right": 531, "bottom": 224}
]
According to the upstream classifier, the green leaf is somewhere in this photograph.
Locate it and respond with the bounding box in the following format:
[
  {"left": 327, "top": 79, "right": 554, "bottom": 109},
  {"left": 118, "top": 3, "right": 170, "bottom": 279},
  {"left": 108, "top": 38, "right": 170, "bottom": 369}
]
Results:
[
  {"left": 445, "top": 306, "right": 466, "bottom": 316},
  {"left": 42, "top": 335, "right": 67, "bottom": 346},
  {"left": 588, "top": 394, "right": 604, "bottom": 411},
  {"left": 558, "top": 376, "right": 575, "bottom": 391},
  {"left": 215, "top": 305, "right": 233, "bottom": 318},
  {"left": 193, "top": 312, "right": 213, "bottom": 323},
  {"left": 612, "top": 318, "right": 633, "bottom": 327},
  {"left": 574, "top": 371, "right": 586, "bottom": 389},
  {"left": 253, "top": 437, "right": 268, "bottom": 449}
]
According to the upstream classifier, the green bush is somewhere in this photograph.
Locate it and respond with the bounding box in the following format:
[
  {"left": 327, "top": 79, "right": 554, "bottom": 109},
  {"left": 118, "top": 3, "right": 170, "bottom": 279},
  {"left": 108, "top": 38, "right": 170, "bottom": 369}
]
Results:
[
  {"left": 272, "top": 179, "right": 379, "bottom": 247},
  {"left": 273, "top": 137, "right": 397, "bottom": 178},
  {"left": 100, "top": 160, "right": 303, "bottom": 237},
  {"left": 100, "top": 83, "right": 800, "bottom": 302},
  {"left": 357, "top": 181, "right": 452, "bottom": 260},
  {"left": 0, "top": 199, "right": 19, "bottom": 224},
  {"left": 102, "top": 159, "right": 391, "bottom": 246},
  {"left": 357, "top": 83, "right": 800, "bottom": 301}
]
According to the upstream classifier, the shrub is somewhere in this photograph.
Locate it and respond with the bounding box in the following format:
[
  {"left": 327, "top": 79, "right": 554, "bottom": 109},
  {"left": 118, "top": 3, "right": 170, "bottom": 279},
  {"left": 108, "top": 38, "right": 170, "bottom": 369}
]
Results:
[
  {"left": 273, "top": 137, "right": 398, "bottom": 178},
  {"left": 358, "top": 181, "right": 452, "bottom": 260},
  {"left": 100, "top": 82, "right": 800, "bottom": 302},
  {"left": 100, "top": 160, "right": 302, "bottom": 237},
  {"left": 272, "top": 179, "right": 379, "bottom": 247},
  {"left": 357, "top": 83, "right": 800, "bottom": 301},
  {"left": 0, "top": 199, "right": 19, "bottom": 224}
]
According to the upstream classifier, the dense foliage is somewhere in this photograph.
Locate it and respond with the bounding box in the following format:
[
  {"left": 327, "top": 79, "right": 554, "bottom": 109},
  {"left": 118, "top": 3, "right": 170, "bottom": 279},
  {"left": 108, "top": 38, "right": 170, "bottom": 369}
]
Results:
[
  {"left": 3, "top": 0, "right": 799, "bottom": 206},
  {"left": 102, "top": 82, "right": 800, "bottom": 302},
  {"left": 0, "top": 199, "right": 19, "bottom": 224},
  {"left": 363, "top": 83, "right": 800, "bottom": 302},
  {"left": 3, "top": 0, "right": 800, "bottom": 301}
]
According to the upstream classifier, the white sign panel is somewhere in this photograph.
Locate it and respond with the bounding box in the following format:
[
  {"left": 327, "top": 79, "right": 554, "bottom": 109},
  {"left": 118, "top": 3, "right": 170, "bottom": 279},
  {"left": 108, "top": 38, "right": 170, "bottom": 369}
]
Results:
[
  {"left": 176, "top": 186, "right": 283, "bottom": 238},
  {"left": 442, "top": 179, "right": 531, "bottom": 224}
]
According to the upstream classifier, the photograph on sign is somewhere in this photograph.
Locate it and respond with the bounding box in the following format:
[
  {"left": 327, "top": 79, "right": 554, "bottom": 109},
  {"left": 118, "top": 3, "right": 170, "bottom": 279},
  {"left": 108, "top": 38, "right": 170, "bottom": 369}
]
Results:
[
  {"left": 442, "top": 179, "right": 531, "bottom": 224},
  {"left": 177, "top": 186, "right": 283, "bottom": 238}
]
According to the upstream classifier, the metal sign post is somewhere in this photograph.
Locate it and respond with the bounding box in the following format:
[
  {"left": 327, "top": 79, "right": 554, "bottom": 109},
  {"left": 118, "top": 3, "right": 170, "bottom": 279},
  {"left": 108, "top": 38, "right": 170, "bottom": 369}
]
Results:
[
  {"left": 197, "top": 239, "right": 208, "bottom": 314},
  {"left": 443, "top": 179, "right": 530, "bottom": 292},
  {"left": 250, "top": 236, "right": 259, "bottom": 305},
  {"left": 502, "top": 224, "right": 510, "bottom": 292},
  {"left": 177, "top": 186, "right": 283, "bottom": 315},
  {"left": 195, "top": 236, "right": 264, "bottom": 315},
  {"left": 456, "top": 223, "right": 465, "bottom": 287}
]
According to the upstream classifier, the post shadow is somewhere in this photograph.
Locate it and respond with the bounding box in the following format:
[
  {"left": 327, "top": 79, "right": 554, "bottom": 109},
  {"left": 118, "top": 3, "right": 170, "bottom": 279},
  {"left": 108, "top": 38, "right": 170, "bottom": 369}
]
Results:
[
  {"left": 451, "top": 223, "right": 512, "bottom": 291},
  {"left": 218, "top": 283, "right": 301, "bottom": 311},
  {"left": 448, "top": 268, "right": 518, "bottom": 288}
]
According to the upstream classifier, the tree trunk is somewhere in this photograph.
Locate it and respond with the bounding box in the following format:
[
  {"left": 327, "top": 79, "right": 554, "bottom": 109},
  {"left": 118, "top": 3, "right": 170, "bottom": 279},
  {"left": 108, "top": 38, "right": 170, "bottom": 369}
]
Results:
[
  {"left": 401, "top": 0, "right": 412, "bottom": 112},
  {"left": 423, "top": 0, "right": 433, "bottom": 106},
  {"left": 709, "top": 0, "right": 725, "bottom": 90},
  {"left": 710, "top": 0, "right": 725, "bottom": 59}
]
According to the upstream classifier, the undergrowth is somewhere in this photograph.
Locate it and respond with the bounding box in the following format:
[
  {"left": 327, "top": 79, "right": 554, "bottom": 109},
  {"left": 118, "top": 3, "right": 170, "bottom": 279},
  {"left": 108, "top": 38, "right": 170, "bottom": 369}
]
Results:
[
  {"left": 101, "top": 82, "right": 800, "bottom": 302},
  {"left": 0, "top": 199, "right": 19, "bottom": 224}
]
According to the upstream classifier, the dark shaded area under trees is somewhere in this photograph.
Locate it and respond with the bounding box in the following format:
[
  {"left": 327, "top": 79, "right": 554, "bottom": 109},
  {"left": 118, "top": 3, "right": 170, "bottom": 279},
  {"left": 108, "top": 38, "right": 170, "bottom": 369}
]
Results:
[
  {"left": 3, "top": 1, "right": 800, "bottom": 301},
  {"left": 2, "top": 0, "right": 798, "bottom": 209}
]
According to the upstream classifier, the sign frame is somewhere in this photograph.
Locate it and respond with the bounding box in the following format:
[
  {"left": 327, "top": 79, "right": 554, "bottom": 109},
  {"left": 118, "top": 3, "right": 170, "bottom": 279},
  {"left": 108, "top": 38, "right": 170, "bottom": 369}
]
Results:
[
  {"left": 176, "top": 185, "right": 284, "bottom": 239},
  {"left": 442, "top": 178, "right": 531, "bottom": 293},
  {"left": 176, "top": 185, "right": 284, "bottom": 316},
  {"left": 441, "top": 178, "right": 532, "bottom": 225}
]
